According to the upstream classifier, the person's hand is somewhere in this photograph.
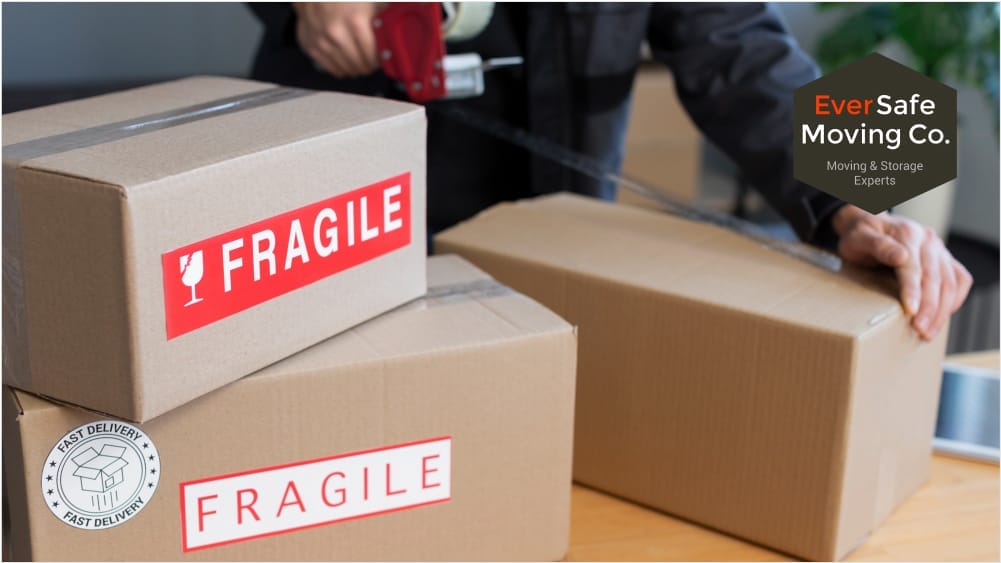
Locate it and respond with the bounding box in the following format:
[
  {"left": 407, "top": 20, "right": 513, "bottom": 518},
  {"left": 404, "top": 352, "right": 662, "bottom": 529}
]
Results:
[
  {"left": 293, "top": 2, "right": 381, "bottom": 78},
  {"left": 832, "top": 205, "right": 972, "bottom": 341}
]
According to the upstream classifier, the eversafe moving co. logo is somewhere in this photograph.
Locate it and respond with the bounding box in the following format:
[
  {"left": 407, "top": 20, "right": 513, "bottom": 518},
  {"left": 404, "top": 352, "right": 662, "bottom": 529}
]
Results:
[
  {"left": 42, "top": 421, "right": 161, "bottom": 530},
  {"left": 793, "top": 54, "right": 956, "bottom": 213},
  {"left": 179, "top": 436, "right": 451, "bottom": 552},
  {"left": 162, "top": 173, "right": 412, "bottom": 339}
]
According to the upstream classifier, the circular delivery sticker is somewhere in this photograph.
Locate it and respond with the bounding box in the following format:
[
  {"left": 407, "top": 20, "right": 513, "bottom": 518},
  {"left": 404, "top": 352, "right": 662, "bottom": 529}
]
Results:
[{"left": 41, "top": 421, "right": 160, "bottom": 529}]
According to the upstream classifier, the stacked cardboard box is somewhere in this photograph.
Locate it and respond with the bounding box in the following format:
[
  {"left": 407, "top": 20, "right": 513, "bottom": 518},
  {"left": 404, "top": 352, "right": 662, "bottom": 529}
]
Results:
[
  {"left": 437, "top": 193, "right": 948, "bottom": 561},
  {"left": 3, "top": 77, "right": 427, "bottom": 422},
  {"left": 4, "top": 75, "right": 951, "bottom": 562},
  {"left": 4, "top": 255, "right": 577, "bottom": 560},
  {"left": 3, "top": 79, "right": 578, "bottom": 561}
]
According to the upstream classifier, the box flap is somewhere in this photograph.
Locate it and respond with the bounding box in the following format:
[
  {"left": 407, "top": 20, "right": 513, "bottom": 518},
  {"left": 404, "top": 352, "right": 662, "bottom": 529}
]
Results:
[
  {"left": 100, "top": 457, "right": 129, "bottom": 475},
  {"left": 99, "top": 444, "right": 127, "bottom": 459},
  {"left": 71, "top": 466, "right": 101, "bottom": 480},
  {"left": 251, "top": 255, "right": 572, "bottom": 378},
  {"left": 437, "top": 193, "right": 902, "bottom": 336},
  {"left": 3, "top": 76, "right": 424, "bottom": 190},
  {"left": 6, "top": 388, "right": 61, "bottom": 417},
  {"left": 71, "top": 447, "right": 100, "bottom": 467}
]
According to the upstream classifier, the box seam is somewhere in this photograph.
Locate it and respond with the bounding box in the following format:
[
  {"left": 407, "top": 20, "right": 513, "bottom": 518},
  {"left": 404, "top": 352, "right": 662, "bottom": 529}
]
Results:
[
  {"left": 6, "top": 387, "right": 25, "bottom": 417},
  {"left": 7, "top": 97, "right": 424, "bottom": 192},
  {"left": 437, "top": 239, "right": 864, "bottom": 341},
  {"left": 822, "top": 335, "right": 862, "bottom": 560},
  {"left": 120, "top": 197, "right": 142, "bottom": 421},
  {"left": 247, "top": 325, "right": 576, "bottom": 386},
  {"left": 19, "top": 165, "right": 126, "bottom": 198},
  {"left": 119, "top": 108, "right": 426, "bottom": 197}
]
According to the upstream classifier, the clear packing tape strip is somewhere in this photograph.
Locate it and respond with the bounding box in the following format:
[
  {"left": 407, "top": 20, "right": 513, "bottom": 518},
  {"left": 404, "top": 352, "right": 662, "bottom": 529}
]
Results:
[
  {"left": 397, "top": 278, "right": 514, "bottom": 313},
  {"left": 2, "top": 86, "right": 313, "bottom": 389},
  {"left": 433, "top": 104, "right": 844, "bottom": 273}
]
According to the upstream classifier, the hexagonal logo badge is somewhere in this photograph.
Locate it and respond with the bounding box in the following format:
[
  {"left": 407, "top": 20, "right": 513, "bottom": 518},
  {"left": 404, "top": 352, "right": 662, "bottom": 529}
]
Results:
[{"left": 794, "top": 53, "right": 957, "bottom": 214}]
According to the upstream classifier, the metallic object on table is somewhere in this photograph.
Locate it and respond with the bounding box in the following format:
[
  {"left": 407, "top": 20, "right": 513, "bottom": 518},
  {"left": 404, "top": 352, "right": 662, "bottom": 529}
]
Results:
[{"left": 934, "top": 363, "right": 1000, "bottom": 464}]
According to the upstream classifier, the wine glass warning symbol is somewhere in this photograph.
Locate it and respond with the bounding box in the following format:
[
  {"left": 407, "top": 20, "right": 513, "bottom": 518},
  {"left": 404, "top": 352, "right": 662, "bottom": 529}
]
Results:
[{"left": 180, "top": 251, "right": 204, "bottom": 307}]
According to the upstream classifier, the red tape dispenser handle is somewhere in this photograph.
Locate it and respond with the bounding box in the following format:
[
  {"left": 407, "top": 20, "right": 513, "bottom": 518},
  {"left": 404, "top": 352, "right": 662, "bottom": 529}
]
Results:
[{"left": 373, "top": 3, "right": 447, "bottom": 103}]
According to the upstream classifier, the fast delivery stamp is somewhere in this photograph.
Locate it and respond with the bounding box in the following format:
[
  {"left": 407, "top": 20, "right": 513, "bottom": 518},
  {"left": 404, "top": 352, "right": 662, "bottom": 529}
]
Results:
[{"left": 41, "top": 421, "right": 161, "bottom": 530}]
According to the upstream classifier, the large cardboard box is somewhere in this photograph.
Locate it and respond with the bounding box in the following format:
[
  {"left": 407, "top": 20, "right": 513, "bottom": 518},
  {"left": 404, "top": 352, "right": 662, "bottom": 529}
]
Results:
[
  {"left": 3, "top": 256, "right": 577, "bottom": 561},
  {"left": 3, "top": 77, "right": 427, "bottom": 422},
  {"left": 436, "top": 193, "right": 947, "bottom": 561}
]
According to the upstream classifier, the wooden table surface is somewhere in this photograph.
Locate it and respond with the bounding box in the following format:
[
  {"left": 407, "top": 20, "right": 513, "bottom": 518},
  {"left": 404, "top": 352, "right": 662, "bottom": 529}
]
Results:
[{"left": 567, "top": 351, "right": 1000, "bottom": 562}]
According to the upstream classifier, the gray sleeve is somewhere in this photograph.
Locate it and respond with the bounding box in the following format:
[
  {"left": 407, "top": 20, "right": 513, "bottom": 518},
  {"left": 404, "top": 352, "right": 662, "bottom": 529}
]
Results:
[{"left": 646, "top": 2, "right": 844, "bottom": 246}]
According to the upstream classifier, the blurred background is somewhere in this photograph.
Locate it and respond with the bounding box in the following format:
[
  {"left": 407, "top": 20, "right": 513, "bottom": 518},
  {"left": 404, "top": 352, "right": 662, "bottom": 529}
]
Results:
[{"left": 3, "top": 2, "right": 998, "bottom": 354}]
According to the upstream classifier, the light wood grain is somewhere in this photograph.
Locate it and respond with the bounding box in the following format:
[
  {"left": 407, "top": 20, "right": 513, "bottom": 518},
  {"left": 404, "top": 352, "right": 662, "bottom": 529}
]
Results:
[
  {"left": 567, "top": 352, "right": 1000, "bottom": 562},
  {"left": 946, "top": 350, "right": 1000, "bottom": 371}
]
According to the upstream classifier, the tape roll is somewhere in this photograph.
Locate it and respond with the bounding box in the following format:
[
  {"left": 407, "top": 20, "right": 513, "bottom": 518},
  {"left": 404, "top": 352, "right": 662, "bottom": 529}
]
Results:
[{"left": 441, "top": 2, "right": 495, "bottom": 42}]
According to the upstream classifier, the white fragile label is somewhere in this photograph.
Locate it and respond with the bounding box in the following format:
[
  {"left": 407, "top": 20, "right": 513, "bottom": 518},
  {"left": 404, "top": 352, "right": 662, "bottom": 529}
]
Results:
[{"left": 180, "top": 436, "right": 451, "bottom": 551}]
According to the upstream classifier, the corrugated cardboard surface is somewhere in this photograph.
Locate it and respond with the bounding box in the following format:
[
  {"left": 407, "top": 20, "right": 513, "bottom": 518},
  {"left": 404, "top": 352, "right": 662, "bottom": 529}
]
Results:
[
  {"left": 3, "top": 256, "right": 577, "bottom": 561},
  {"left": 435, "top": 193, "right": 946, "bottom": 561},
  {"left": 3, "top": 77, "right": 427, "bottom": 421}
]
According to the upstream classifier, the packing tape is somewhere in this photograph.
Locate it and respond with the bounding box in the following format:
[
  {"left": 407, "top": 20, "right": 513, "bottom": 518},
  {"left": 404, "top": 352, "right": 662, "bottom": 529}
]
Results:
[
  {"left": 3, "top": 86, "right": 312, "bottom": 161},
  {"left": 395, "top": 278, "right": 515, "bottom": 313},
  {"left": 423, "top": 278, "right": 514, "bottom": 305},
  {"left": 2, "top": 86, "right": 313, "bottom": 389}
]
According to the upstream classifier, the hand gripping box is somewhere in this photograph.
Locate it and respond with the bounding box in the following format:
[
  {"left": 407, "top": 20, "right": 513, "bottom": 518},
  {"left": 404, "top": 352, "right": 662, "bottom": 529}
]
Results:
[
  {"left": 436, "top": 193, "right": 947, "bottom": 561},
  {"left": 3, "top": 256, "right": 577, "bottom": 561},
  {"left": 2, "top": 77, "right": 427, "bottom": 422}
]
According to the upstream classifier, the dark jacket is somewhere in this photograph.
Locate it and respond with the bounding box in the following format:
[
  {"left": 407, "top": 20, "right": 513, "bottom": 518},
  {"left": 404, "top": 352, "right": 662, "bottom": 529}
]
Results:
[{"left": 248, "top": 3, "right": 843, "bottom": 244}]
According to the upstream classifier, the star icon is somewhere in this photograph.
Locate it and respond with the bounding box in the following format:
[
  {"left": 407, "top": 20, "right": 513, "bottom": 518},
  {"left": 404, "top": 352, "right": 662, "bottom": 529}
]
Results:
[
  {"left": 46, "top": 475, "right": 53, "bottom": 482},
  {"left": 148, "top": 482, "right": 154, "bottom": 488},
  {"left": 46, "top": 489, "right": 53, "bottom": 496},
  {"left": 49, "top": 461, "right": 56, "bottom": 468},
  {"left": 148, "top": 454, "right": 155, "bottom": 461},
  {"left": 150, "top": 468, "right": 157, "bottom": 475},
  {"left": 143, "top": 443, "right": 149, "bottom": 449},
  {"left": 52, "top": 501, "right": 59, "bottom": 508}
]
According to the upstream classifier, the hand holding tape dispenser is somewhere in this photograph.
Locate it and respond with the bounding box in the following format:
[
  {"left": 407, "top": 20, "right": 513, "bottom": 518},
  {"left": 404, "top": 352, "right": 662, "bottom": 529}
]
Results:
[{"left": 372, "top": 2, "right": 841, "bottom": 272}]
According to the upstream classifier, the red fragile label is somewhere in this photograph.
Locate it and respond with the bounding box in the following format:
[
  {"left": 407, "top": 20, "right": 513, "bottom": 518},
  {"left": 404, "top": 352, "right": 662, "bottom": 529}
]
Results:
[
  {"left": 162, "top": 173, "right": 410, "bottom": 339},
  {"left": 179, "top": 436, "right": 451, "bottom": 552}
]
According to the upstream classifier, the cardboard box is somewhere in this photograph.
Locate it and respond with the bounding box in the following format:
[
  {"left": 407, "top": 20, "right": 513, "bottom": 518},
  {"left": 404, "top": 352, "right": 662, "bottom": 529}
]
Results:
[
  {"left": 436, "top": 193, "right": 947, "bottom": 561},
  {"left": 3, "top": 77, "right": 427, "bottom": 422},
  {"left": 3, "top": 255, "right": 577, "bottom": 561},
  {"left": 618, "top": 143, "right": 701, "bottom": 210},
  {"left": 618, "top": 66, "right": 702, "bottom": 206},
  {"left": 624, "top": 65, "right": 700, "bottom": 148}
]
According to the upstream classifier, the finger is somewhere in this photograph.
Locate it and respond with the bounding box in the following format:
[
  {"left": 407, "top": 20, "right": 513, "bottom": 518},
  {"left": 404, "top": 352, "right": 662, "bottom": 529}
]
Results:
[
  {"left": 313, "top": 46, "right": 348, "bottom": 77},
  {"left": 928, "top": 252, "right": 957, "bottom": 339},
  {"left": 325, "top": 24, "right": 367, "bottom": 75},
  {"left": 349, "top": 14, "right": 379, "bottom": 72},
  {"left": 837, "top": 222, "right": 884, "bottom": 266},
  {"left": 951, "top": 261, "right": 973, "bottom": 313},
  {"left": 891, "top": 221, "right": 923, "bottom": 317},
  {"left": 914, "top": 232, "right": 941, "bottom": 339},
  {"left": 323, "top": 44, "right": 355, "bottom": 77},
  {"left": 312, "top": 33, "right": 354, "bottom": 77},
  {"left": 297, "top": 23, "right": 341, "bottom": 76},
  {"left": 868, "top": 228, "right": 910, "bottom": 267}
]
